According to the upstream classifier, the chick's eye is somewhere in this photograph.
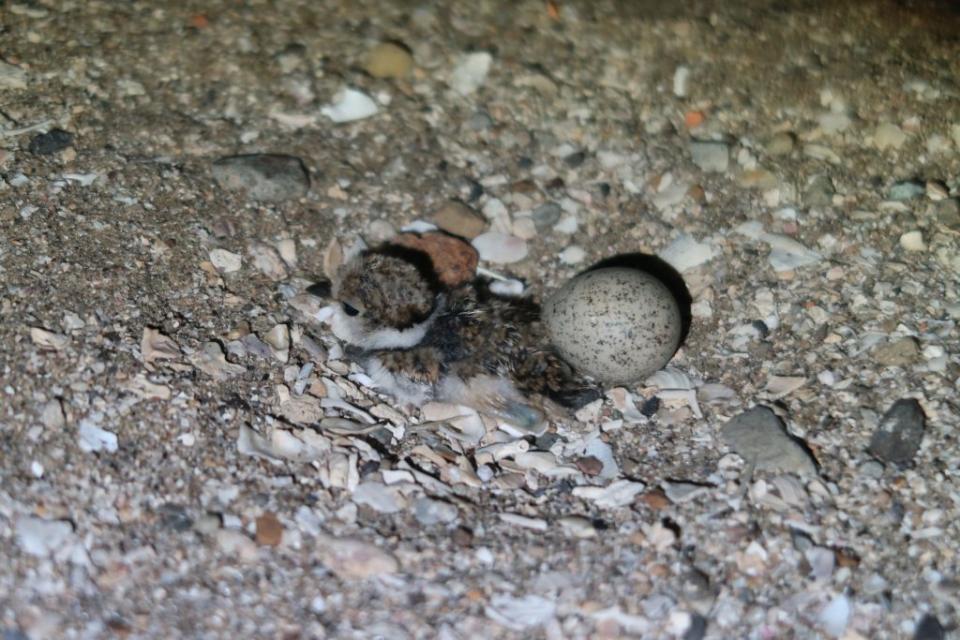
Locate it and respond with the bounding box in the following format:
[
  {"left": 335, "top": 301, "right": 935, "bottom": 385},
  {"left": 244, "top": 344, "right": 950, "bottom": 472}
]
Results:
[{"left": 342, "top": 303, "right": 360, "bottom": 317}]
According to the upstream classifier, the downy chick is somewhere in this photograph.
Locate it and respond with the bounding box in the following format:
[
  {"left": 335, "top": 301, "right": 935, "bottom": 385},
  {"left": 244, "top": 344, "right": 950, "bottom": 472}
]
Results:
[{"left": 326, "top": 245, "right": 599, "bottom": 428}]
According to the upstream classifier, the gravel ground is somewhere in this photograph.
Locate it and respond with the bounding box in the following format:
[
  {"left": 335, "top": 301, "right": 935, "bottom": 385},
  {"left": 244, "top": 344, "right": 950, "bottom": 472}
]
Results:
[{"left": 3, "top": 1, "right": 960, "bottom": 638}]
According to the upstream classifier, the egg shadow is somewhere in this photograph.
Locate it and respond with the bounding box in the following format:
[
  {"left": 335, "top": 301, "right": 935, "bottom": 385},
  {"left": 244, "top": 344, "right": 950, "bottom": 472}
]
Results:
[{"left": 583, "top": 253, "right": 693, "bottom": 350}]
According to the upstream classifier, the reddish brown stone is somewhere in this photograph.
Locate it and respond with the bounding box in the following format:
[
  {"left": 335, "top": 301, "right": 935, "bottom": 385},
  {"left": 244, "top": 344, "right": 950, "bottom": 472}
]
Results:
[
  {"left": 255, "top": 512, "right": 283, "bottom": 546},
  {"left": 392, "top": 232, "right": 479, "bottom": 287}
]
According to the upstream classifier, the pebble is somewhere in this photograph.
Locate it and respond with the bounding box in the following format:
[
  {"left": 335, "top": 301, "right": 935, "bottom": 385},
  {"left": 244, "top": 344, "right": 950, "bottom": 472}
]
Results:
[
  {"left": 209, "top": 248, "right": 242, "bottom": 273},
  {"left": 320, "top": 88, "right": 378, "bottom": 123},
  {"left": 471, "top": 232, "right": 528, "bottom": 263},
  {"left": 29, "top": 327, "right": 69, "bottom": 350},
  {"left": 364, "top": 41, "right": 413, "bottom": 79},
  {"left": 888, "top": 180, "right": 926, "bottom": 201},
  {"left": 429, "top": 200, "right": 487, "bottom": 239},
  {"left": 393, "top": 231, "right": 479, "bottom": 286},
  {"left": 868, "top": 398, "right": 926, "bottom": 465},
  {"left": 352, "top": 481, "right": 405, "bottom": 513},
  {"left": 255, "top": 512, "right": 284, "bottom": 546},
  {"left": 572, "top": 479, "right": 645, "bottom": 509},
  {"left": 27, "top": 129, "right": 73, "bottom": 155},
  {"left": 450, "top": 52, "right": 492, "bottom": 95},
  {"left": 248, "top": 242, "right": 288, "bottom": 280},
  {"left": 212, "top": 154, "right": 309, "bottom": 202},
  {"left": 531, "top": 202, "right": 562, "bottom": 231},
  {"left": 689, "top": 140, "right": 730, "bottom": 173},
  {"left": 736, "top": 169, "right": 777, "bottom": 190},
  {"left": 559, "top": 245, "right": 586, "bottom": 265},
  {"left": 317, "top": 536, "right": 399, "bottom": 579},
  {"left": 766, "top": 132, "right": 796, "bottom": 156},
  {"left": 819, "top": 595, "right": 851, "bottom": 638},
  {"left": 78, "top": 416, "right": 119, "bottom": 453},
  {"left": 557, "top": 516, "right": 597, "bottom": 539},
  {"left": 803, "top": 175, "right": 835, "bottom": 207},
  {"left": 900, "top": 231, "right": 925, "bottom": 252},
  {"left": 486, "top": 594, "right": 556, "bottom": 630},
  {"left": 189, "top": 342, "right": 246, "bottom": 380},
  {"left": 936, "top": 198, "right": 960, "bottom": 229},
  {"left": 874, "top": 122, "right": 907, "bottom": 150},
  {"left": 141, "top": 327, "right": 181, "bottom": 364},
  {"left": 803, "top": 144, "right": 841, "bottom": 164},
  {"left": 215, "top": 529, "right": 258, "bottom": 562},
  {"left": 672, "top": 65, "right": 690, "bottom": 97},
  {"left": 413, "top": 497, "right": 458, "bottom": 525},
  {"left": 545, "top": 268, "right": 682, "bottom": 383},
  {"left": 872, "top": 337, "right": 919, "bottom": 367},
  {"left": 15, "top": 517, "right": 75, "bottom": 557},
  {"left": 720, "top": 406, "right": 818, "bottom": 476},
  {"left": 0, "top": 60, "right": 27, "bottom": 89},
  {"left": 658, "top": 234, "right": 717, "bottom": 272},
  {"left": 40, "top": 399, "right": 65, "bottom": 429}
]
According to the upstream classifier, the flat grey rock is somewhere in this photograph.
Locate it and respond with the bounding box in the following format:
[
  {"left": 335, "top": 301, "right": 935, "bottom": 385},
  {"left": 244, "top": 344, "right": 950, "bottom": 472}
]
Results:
[
  {"left": 212, "top": 154, "right": 309, "bottom": 202},
  {"left": 721, "top": 406, "right": 818, "bottom": 476}
]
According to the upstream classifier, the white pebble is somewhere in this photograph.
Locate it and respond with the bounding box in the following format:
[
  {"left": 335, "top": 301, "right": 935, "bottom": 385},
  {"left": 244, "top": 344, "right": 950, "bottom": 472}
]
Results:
[
  {"left": 209, "top": 248, "right": 242, "bottom": 273},
  {"left": 672, "top": 66, "right": 690, "bottom": 97},
  {"left": 472, "top": 232, "right": 528, "bottom": 263},
  {"left": 559, "top": 245, "right": 586, "bottom": 265},
  {"left": 658, "top": 234, "right": 717, "bottom": 272},
  {"left": 450, "top": 52, "right": 492, "bottom": 95},
  {"left": 899, "top": 230, "right": 925, "bottom": 251},
  {"left": 321, "top": 88, "right": 378, "bottom": 123},
  {"left": 818, "top": 595, "right": 851, "bottom": 638}
]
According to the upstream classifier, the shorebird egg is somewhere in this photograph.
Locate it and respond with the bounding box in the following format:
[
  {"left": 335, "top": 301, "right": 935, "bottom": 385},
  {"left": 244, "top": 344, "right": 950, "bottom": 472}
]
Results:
[{"left": 544, "top": 267, "right": 682, "bottom": 384}]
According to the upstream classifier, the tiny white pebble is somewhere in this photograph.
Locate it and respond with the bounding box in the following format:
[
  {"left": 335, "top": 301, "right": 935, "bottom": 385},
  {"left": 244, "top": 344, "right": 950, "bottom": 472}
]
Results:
[
  {"left": 178, "top": 433, "right": 196, "bottom": 446},
  {"left": 817, "top": 370, "right": 836, "bottom": 386},
  {"left": 559, "top": 245, "right": 586, "bottom": 265},
  {"left": 899, "top": 230, "right": 925, "bottom": 251},
  {"left": 30, "top": 461, "right": 44, "bottom": 478}
]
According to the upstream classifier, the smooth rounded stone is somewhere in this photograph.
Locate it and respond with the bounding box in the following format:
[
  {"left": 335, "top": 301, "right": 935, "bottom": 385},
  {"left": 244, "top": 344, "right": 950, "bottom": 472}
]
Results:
[
  {"left": 393, "top": 231, "right": 479, "bottom": 286},
  {"left": 765, "top": 131, "right": 796, "bottom": 156},
  {"left": 413, "top": 497, "right": 458, "bottom": 525},
  {"left": 900, "top": 230, "right": 926, "bottom": 252},
  {"left": 450, "top": 51, "right": 492, "bottom": 95},
  {"left": 888, "top": 180, "right": 925, "bottom": 201},
  {"left": 471, "top": 231, "right": 528, "bottom": 263},
  {"left": 689, "top": 140, "right": 730, "bottom": 173},
  {"left": 467, "top": 110, "right": 494, "bottom": 130},
  {"left": 364, "top": 41, "right": 413, "bottom": 79},
  {"left": 27, "top": 128, "right": 73, "bottom": 155},
  {"left": 872, "top": 337, "right": 919, "bottom": 367},
  {"left": 935, "top": 198, "right": 960, "bottom": 229},
  {"left": 736, "top": 168, "right": 777, "bottom": 190},
  {"left": 559, "top": 245, "right": 585, "bottom": 265},
  {"left": 874, "top": 122, "right": 907, "bottom": 150},
  {"left": 868, "top": 398, "right": 926, "bottom": 465},
  {"left": 212, "top": 154, "right": 309, "bottom": 202},
  {"left": 858, "top": 459, "right": 885, "bottom": 478},
  {"left": 543, "top": 268, "right": 682, "bottom": 383},
  {"left": 531, "top": 202, "right": 562, "bottom": 231},
  {"left": 321, "top": 87, "right": 378, "bottom": 123},
  {"left": 803, "top": 174, "right": 835, "bottom": 207},
  {"left": 429, "top": 200, "right": 487, "bottom": 239}
]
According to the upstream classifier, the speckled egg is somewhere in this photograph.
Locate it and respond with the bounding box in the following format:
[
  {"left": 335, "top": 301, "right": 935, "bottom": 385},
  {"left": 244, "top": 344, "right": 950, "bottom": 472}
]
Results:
[{"left": 543, "top": 267, "right": 682, "bottom": 384}]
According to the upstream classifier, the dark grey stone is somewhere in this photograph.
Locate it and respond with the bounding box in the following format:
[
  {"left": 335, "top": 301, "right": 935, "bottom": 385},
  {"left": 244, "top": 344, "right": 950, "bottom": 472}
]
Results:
[
  {"left": 868, "top": 399, "right": 926, "bottom": 464},
  {"left": 27, "top": 128, "right": 73, "bottom": 155},
  {"left": 913, "top": 614, "right": 944, "bottom": 640}
]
